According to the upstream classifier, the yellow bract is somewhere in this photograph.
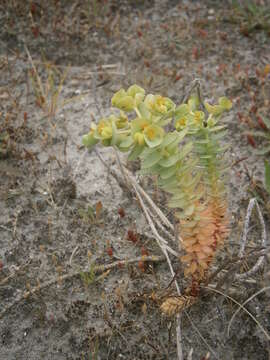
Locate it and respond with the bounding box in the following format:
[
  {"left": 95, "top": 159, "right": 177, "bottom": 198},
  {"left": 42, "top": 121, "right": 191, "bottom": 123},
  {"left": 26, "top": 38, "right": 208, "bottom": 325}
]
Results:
[
  {"left": 145, "top": 94, "right": 175, "bottom": 114},
  {"left": 111, "top": 85, "right": 145, "bottom": 111},
  {"left": 175, "top": 117, "right": 187, "bottom": 130},
  {"left": 134, "top": 132, "right": 145, "bottom": 145},
  {"left": 144, "top": 126, "right": 156, "bottom": 140},
  {"left": 97, "top": 120, "right": 112, "bottom": 139}
]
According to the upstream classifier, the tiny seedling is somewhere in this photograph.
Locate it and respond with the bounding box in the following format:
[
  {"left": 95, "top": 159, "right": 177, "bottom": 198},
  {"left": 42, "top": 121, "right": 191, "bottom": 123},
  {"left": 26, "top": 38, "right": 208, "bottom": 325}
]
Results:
[
  {"left": 264, "top": 160, "right": 270, "bottom": 195},
  {"left": 80, "top": 262, "right": 96, "bottom": 287},
  {"left": 78, "top": 201, "right": 103, "bottom": 224}
]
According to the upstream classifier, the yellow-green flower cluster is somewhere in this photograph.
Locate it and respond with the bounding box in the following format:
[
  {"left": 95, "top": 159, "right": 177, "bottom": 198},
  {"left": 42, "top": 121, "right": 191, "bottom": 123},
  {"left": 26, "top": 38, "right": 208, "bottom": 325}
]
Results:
[
  {"left": 83, "top": 85, "right": 179, "bottom": 156},
  {"left": 174, "top": 96, "right": 232, "bottom": 132},
  {"left": 204, "top": 97, "right": 232, "bottom": 117},
  {"left": 111, "top": 85, "right": 145, "bottom": 112},
  {"left": 144, "top": 94, "right": 175, "bottom": 115},
  {"left": 82, "top": 112, "right": 129, "bottom": 148},
  {"left": 131, "top": 117, "right": 164, "bottom": 148},
  {"left": 83, "top": 84, "right": 232, "bottom": 162}
]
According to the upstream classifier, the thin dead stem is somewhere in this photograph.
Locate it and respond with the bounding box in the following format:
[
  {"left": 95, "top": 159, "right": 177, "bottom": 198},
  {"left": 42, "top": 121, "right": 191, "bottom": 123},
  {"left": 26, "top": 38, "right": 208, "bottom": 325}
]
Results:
[
  {"left": 228, "top": 285, "right": 270, "bottom": 336},
  {"left": 184, "top": 311, "right": 219, "bottom": 360},
  {"left": 235, "top": 198, "right": 267, "bottom": 280},
  {"left": 111, "top": 150, "right": 183, "bottom": 359},
  {"left": 0, "top": 255, "right": 164, "bottom": 321},
  {"left": 203, "top": 286, "right": 270, "bottom": 341}
]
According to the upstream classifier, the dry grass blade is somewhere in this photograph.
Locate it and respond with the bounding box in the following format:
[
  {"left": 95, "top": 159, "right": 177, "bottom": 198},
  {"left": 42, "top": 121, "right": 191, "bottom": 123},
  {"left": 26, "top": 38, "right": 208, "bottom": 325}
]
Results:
[
  {"left": 203, "top": 286, "right": 270, "bottom": 341},
  {"left": 236, "top": 198, "right": 267, "bottom": 280},
  {"left": 25, "top": 45, "right": 45, "bottom": 99},
  {"left": 228, "top": 285, "right": 270, "bottom": 336},
  {"left": 184, "top": 311, "right": 219, "bottom": 360}
]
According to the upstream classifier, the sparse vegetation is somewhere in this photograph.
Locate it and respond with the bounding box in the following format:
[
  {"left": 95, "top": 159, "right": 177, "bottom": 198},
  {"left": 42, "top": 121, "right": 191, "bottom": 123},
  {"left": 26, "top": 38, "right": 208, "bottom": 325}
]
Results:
[{"left": 230, "top": 0, "right": 270, "bottom": 36}]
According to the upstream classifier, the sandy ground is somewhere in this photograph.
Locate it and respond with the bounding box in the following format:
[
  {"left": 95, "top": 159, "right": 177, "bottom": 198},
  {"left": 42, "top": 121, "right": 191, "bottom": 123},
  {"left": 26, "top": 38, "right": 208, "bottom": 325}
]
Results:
[{"left": 0, "top": 1, "right": 270, "bottom": 359}]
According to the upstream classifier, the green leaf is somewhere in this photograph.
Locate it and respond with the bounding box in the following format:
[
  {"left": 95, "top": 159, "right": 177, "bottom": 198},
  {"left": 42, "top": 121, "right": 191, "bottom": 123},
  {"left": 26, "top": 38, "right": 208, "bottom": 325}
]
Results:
[
  {"left": 127, "top": 84, "right": 145, "bottom": 97},
  {"left": 179, "top": 172, "right": 202, "bottom": 188},
  {"left": 219, "top": 97, "right": 232, "bottom": 110},
  {"left": 157, "top": 112, "right": 174, "bottom": 126},
  {"left": 160, "top": 165, "right": 177, "bottom": 179},
  {"left": 162, "top": 132, "right": 179, "bottom": 147},
  {"left": 168, "top": 197, "right": 188, "bottom": 209},
  {"left": 188, "top": 96, "right": 199, "bottom": 111},
  {"left": 158, "top": 175, "right": 178, "bottom": 189},
  {"left": 170, "top": 193, "right": 186, "bottom": 202},
  {"left": 178, "top": 158, "right": 198, "bottom": 175},
  {"left": 128, "top": 145, "right": 144, "bottom": 161},
  {"left": 141, "top": 150, "right": 162, "bottom": 169},
  {"left": 195, "top": 139, "right": 210, "bottom": 145},
  {"left": 209, "top": 125, "right": 227, "bottom": 132},
  {"left": 199, "top": 155, "right": 212, "bottom": 159},
  {"left": 141, "top": 146, "right": 157, "bottom": 157},
  {"left": 138, "top": 102, "right": 151, "bottom": 119},
  {"left": 216, "top": 144, "right": 230, "bottom": 153},
  {"left": 175, "top": 104, "right": 189, "bottom": 118},
  {"left": 111, "top": 121, "right": 118, "bottom": 146},
  {"left": 82, "top": 133, "right": 99, "bottom": 148},
  {"left": 139, "top": 164, "right": 161, "bottom": 175},
  {"left": 166, "top": 129, "right": 188, "bottom": 153},
  {"left": 119, "top": 136, "right": 134, "bottom": 148},
  {"left": 159, "top": 153, "right": 180, "bottom": 167},
  {"left": 178, "top": 142, "right": 193, "bottom": 161},
  {"left": 264, "top": 161, "right": 270, "bottom": 195}
]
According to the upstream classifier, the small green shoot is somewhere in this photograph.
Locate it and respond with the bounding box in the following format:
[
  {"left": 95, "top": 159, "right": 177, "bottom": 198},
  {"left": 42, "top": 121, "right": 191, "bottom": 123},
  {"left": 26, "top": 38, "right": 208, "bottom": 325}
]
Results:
[
  {"left": 80, "top": 262, "right": 96, "bottom": 287},
  {"left": 78, "top": 201, "right": 103, "bottom": 224},
  {"left": 264, "top": 160, "right": 270, "bottom": 195}
]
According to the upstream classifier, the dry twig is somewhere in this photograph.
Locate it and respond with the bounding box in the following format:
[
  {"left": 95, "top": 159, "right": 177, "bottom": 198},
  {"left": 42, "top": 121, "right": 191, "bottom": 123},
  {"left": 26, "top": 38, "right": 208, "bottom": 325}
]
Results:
[
  {"left": 235, "top": 198, "right": 267, "bottom": 280},
  {"left": 0, "top": 255, "right": 164, "bottom": 321},
  {"left": 111, "top": 150, "right": 183, "bottom": 359},
  {"left": 203, "top": 286, "right": 270, "bottom": 341},
  {"left": 228, "top": 285, "right": 270, "bottom": 336}
]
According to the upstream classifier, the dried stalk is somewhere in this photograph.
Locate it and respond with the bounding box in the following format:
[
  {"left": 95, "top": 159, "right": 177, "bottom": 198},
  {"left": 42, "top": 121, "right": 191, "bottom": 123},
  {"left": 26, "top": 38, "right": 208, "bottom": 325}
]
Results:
[
  {"left": 111, "top": 150, "right": 183, "bottom": 360},
  {"left": 228, "top": 285, "right": 270, "bottom": 336},
  {"left": 204, "top": 286, "right": 270, "bottom": 342},
  {"left": 235, "top": 198, "right": 267, "bottom": 280},
  {"left": 0, "top": 255, "right": 164, "bottom": 320}
]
